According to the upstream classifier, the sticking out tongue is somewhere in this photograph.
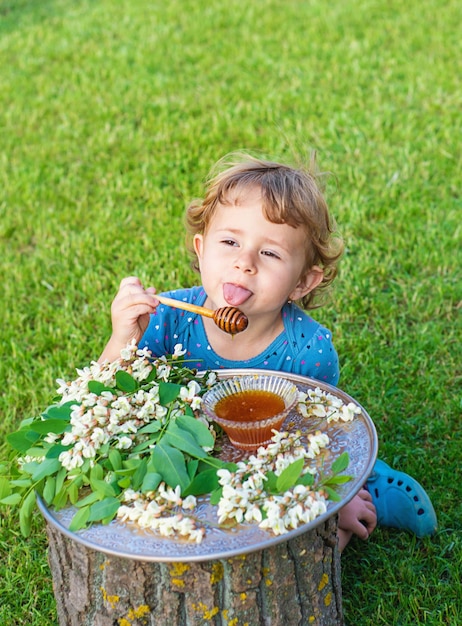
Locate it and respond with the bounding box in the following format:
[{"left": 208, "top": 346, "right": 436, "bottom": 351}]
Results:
[{"left": 223, "top": 283, "right": 252, "bottom": 307}]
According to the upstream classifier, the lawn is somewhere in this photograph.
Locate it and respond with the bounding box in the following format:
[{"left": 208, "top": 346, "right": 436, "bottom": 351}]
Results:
[{"left": 0, "top": 0, "right": 461, "bottom": 624}]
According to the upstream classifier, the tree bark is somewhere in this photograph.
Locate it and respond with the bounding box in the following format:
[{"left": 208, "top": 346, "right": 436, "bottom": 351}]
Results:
[{"left": 45, "top": 516, "right": 343, "bottom": 626}]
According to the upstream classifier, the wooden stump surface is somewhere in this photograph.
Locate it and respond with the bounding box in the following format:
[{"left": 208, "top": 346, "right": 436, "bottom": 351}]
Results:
[{"left": 45, "top": 516, "right": 343, "bottom": 626}]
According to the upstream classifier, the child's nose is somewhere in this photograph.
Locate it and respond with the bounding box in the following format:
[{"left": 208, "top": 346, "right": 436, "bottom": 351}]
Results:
[{"left": 234, "top": 250, "right": 257, "bottom": 274}]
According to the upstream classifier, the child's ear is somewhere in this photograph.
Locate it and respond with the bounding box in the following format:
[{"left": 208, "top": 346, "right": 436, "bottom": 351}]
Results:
[
  {"left": 193, "top": 234, "right": 204, "bottom": 265},
  {"left": 289, "top": 266, "right": 324, "bottom": 301}
]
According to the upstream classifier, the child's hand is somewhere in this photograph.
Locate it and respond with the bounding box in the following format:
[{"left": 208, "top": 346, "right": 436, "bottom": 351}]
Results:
[
  {"left": 99, "top": 276, "right": 158, "bottom": 362},
  {"left": 338, "top": 488, "right": 377, "bottom": 541}
]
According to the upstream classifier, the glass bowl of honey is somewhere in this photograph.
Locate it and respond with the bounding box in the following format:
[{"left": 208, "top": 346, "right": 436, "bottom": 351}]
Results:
[{"left": 201, "top": 375, "right": 299, "bottom": 450}]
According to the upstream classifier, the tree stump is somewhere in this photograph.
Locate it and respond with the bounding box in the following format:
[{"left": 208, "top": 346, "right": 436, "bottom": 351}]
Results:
[{"left": 45, "top": 515, "right": 343, "bottom": 626}]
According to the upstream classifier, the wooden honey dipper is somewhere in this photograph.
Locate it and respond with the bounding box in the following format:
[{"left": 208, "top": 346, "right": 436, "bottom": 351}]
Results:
[{"left": 155, "top": 294, "right": 248, "bottom": 334}]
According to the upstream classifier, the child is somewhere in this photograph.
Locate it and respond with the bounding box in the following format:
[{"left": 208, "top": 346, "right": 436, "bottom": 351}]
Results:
[{"left": 99, "top": 153, "right": 437, "bottom": 551}]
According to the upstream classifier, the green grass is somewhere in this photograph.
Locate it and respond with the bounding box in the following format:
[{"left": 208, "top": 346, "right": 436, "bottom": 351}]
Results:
[{"left": 0, "top": 0, "right": 461, "bottom": 624}]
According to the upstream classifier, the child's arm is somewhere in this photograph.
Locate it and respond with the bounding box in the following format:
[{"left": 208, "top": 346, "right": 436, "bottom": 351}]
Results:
[{"left": 99, "top": 276, "right": 159, "bottom": 363}]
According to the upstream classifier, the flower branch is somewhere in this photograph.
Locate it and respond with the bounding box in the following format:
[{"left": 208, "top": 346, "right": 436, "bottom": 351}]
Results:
[{"left": 0, "top": 342, "right": 359, "bottom": 542}]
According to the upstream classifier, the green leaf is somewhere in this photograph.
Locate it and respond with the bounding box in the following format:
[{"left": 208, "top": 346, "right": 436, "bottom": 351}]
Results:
[
  {"left": 151, "top": 441, "right": 190, "bottom": 492},
  {"left": 132, "top": 458, "right": 148, "bottom": 491},
  {"left": 31, "top": 458, "right": 61, "bottom": 482},
  {"left": 0, "top": 493, "right": 22, "bottom": 506},
  {"left": 131, "top": 436, "right": 159, "bottom": 453},
  {"left": 203, "top": 458, "right": 234, "bottom": 470},
  {"left": 55, "top": 466, "right": 67, "bottom": 495},
  {"left": 183, "top": 469, "right": 219, "bottom": 497},
  {"left": 163, "top": 422, "right": 207, "bottom": 459},
  {"left": 42, "top": 403, "right": 74, "bottom": 420},
  {"left": 52, "top": 486, "right": 70, "bottom": 510},
  {"left": 75, "top": 491, "right": 100, "bottom": 508},
  {"left": 6, "top": 429, "right": 40, "bottom": 453},
  {"left": 69, "top": 506, "right": 91, "bottom": 531},
  {"left": 158, "top": 381, "right": 181, "bottom": 405},
  {"left": 296, "top": 472, "right": 315, "bottom": 487},
  {"left": 98, "top": 442, "right": 110, "bottom": 457},
  {"left": 123, "top": 458, "right": 144, "bottom": 471},
  {"left": 45, "top": 444, "right": 72, "bottom": 459},
  {"left": 89, "top": 478, "right": 116, "bottom": 498},
  {"left": 22, "top": 461, "right": 41, "bottom": 476},
  {"left": 115, "top": 370, "right": 138, "bottom": 393},
  {"left": 90, "top": 463, "right": 104, "bottom": 482},
  {"left": 68, "top": 481, "right": 79, "bottom": 504},
  {"left": 108, "top": 449, "right": 122, "bottom": 471},
  {"left": 322, "top": 486, "right": 342, "bottom": 501},
  {"left": 19, "top": 490, "right": 36, "bottom": 537},
  {"left": 137, "top": 421, "right": 162, "bottom": 434},
  {"left": 176, "top": 414, "right": 215, "bottom": 448},
  {"left": 323, "top": 474, "right": 353, "bottom": 485},
  {"left": 88, "top": 380, "right": 114, "bottom": 395},
  {"left": 144, "top": 367, "right": 158, "bottom": 383},
  {"left": 29, "top": 419, "right": 70, "bottom": 435},
  {"left": 187, "top": 459, "right": 199, "bottom": 479},
  {"left": 331, "top": 452, "right": 350, "bottom": 475},
  {"left": 276, "top": 458, "right": 305, "bottom": 493},
  {"left": 117, "top": 477, "right": 131, "bottom": 489},
  {"left": 42, "top": 476, "right": 56, "bottom": 505},
  {"left": 23, "top": 447, "right": 49, "bottom": 458},
  {"left": 10, "top": 479, "right": 33, "bottom": 488},
  {"left": 114, "top": 467, "right": 137, "bottom": 477},
  {"left": 0, "top": 477, "right": 12, "bottom": 500},
  {"left": 263, "top": 471, "right": 279, "bottom": 494},
  {"left": 210, "top": 487, "right": 223, "bottom": 505},
  {"left": 88, "top": 497, "right": 120, "bottom": 522},
  {"left": 141, "top": 472, "right": 162, "bottom": 492}
]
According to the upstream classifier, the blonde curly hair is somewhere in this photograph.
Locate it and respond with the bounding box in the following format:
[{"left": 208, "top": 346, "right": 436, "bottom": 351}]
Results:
[{"left": 185, "top": 153, "right": 343, "bottom": 309}]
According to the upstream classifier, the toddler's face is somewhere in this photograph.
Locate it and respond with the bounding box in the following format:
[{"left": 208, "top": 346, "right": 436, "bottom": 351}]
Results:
[{"left": 193, "top": 188, "right": 321, "bottom": 318}]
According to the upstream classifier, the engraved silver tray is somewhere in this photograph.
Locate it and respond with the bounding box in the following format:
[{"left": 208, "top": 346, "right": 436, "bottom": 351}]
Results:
[{"left": 38, "top": 369, "right": 378, "bottom": 562}]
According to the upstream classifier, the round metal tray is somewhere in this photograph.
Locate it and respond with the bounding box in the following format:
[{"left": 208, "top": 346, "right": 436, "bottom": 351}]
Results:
[{"left": 38, "top": 369, "right": 378, "bottom": 562}]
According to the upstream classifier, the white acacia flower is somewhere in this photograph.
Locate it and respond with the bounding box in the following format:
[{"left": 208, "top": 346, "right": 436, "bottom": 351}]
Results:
[
  {"left": 17, "top": 454, "right": 45, "bottom": 467},
  {"left": 116, "top": 436, "right": 133, "bottom": 450},
  {"left": 90, "top": 427, "right": 109, "bottom": 446},
  {"left": 81, "top": 443, "right": 97, "bottom": 459},
  {"left": 44, "top": 432, "right": 59, "bottom": 444},
  {"left": 59, "top": 450, "right": 84, "bottom": 471},
  {"left": 156, "top": 363, "right": 172, "bottom": 381},
  {"left": 120, "top": 345, "right": 134, "bottom": 361},
  {"left": 205, "top": 371, "right": 217, "bottom": 386},
  {"left": 183, "top": 380, "right": 202, "bottom": 400},
  {"left": 120, "top": 420, "right": 138, "bottom": 434},
  {"left": 123, "top": 489, "right": 139, "bottom": 502},
  {"left": 244, "top": 505, "right": 263, "bottom": 523},
  {"left": 172, "top": 344, "right": 187, "bottom": 358},
  {"left": 61, "top": 432, "right": 77, "bottom": 446},
  {"left": 182, "top": 495, "right": 197, "bottom": 510},
  {"left": 155, "top": 404, "right": 168, "bottom": 419},
  {"left": 307, "top": 432, "right": 329, "bottom": 456},
  {"left": 158, "top": 483, "right": 182, "bottom": 505}
]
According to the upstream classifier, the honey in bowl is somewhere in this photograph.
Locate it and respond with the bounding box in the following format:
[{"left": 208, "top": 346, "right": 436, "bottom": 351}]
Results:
[
  {"left": 201, "top": 375, "right": 299, "bottom": 451},
  {"left": 215, "top": 390, "right": 285, "bottom": 422}
]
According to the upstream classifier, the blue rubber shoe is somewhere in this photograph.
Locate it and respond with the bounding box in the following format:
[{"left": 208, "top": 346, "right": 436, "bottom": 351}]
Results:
[{"left": 366, "top": 460, "right": 437, "bottom": 537}]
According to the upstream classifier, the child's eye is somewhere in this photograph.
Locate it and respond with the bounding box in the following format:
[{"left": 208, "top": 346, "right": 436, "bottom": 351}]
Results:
[
  {"left": 221, "top": 239, "right": 237, "bottom": 247},
  {"left": 261, "top": 250, "right": 280, "bottom": 259}
]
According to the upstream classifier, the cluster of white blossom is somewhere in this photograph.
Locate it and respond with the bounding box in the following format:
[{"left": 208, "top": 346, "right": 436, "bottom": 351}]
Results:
[
  {"left": 50, "top": 342, "right": 211, "bottom": 471},
  {"left": 298, "top": 387, "right": 362, "bottom": 423},
  {"left": 55, "top": 343, "right": 155, "bottom": 402},
  {"left": 117, "top": 484, "right": 205, "bottom": 543},
  {"left": 31, "top": 342, "right": 362, "bottom": 541},
  {"left": 216, "top": 430, "right": 330, "bottom": 536}
]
